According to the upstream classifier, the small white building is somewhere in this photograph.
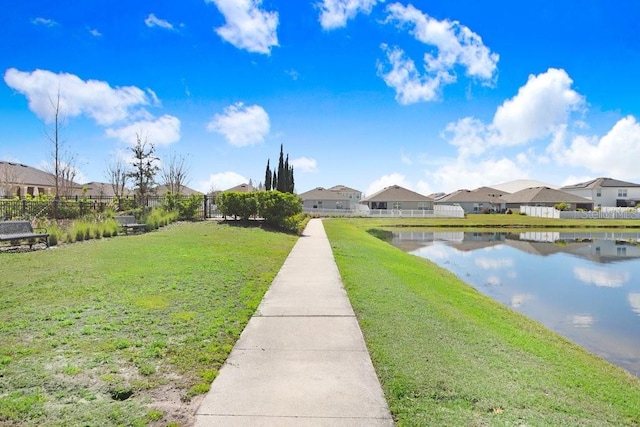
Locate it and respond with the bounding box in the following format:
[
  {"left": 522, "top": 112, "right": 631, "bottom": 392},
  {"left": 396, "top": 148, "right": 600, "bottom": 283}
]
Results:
[{"left": 561, "top": 178, "right": 640, "bottom": 208}]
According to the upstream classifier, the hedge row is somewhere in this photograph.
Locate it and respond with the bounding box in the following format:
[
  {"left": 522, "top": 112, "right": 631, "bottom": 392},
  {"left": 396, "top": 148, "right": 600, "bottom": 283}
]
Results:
[{"left": 216, "top": 191, "right": 305, "bottom": 232}]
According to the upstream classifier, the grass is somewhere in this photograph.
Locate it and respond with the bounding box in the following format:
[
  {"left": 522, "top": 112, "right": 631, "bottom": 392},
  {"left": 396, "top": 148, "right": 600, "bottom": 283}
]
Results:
[
  {"left": 0, "top": 221, "right": 297, "bottom": 426},
  {"left": 324, "top": 218, "right": 640, "bottom": 426}
]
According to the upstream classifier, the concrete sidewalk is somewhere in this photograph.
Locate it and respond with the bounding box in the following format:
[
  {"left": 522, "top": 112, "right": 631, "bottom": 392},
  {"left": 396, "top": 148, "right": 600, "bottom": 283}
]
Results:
[{"left": 195, "top": 219, "right": 394, "bottom": 426}]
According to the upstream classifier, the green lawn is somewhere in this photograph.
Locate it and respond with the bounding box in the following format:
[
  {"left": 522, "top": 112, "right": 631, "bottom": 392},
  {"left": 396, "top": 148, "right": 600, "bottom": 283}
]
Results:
[
  {"left": 0, "top": 221, "right": 297, "bottom": 426},
  {"left": 324, "top": 219, "right": 640, "bottom": 426}
]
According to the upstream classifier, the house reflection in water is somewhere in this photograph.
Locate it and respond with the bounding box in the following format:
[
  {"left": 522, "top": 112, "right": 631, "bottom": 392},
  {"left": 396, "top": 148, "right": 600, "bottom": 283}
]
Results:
[{"left": 388, "top": 230, "right": 640, "bottom": 378}]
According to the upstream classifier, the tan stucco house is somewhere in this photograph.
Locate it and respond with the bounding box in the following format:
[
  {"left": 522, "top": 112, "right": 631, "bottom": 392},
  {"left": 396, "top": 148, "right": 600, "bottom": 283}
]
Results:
[{"left": 362, "top": 185, "right": 433, "bottom": 211}]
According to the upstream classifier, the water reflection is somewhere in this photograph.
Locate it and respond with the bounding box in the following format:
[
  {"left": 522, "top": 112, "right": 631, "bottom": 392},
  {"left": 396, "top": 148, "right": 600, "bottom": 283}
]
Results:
[{"left": 390, "top": 231, "right": 640, "bottom": 377}]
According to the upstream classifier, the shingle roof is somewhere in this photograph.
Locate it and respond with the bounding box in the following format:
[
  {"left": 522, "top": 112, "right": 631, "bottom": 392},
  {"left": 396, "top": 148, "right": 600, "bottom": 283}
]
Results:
[
  {"left": 561, "top": 177, "right": 640, "bottom": 190},
  {"left": 155, "top": 184, "right": 203, "bottom": 195},
  {"left": 299, "top": 187, "right": 351, "bottom": 201},
  {"left": 224, "top": 183, "right": 256, "bottom": 192},
  {"left": 327, "top": 184, "right": 361, "bottom": 194},
  {"left": 503, "top": 187, "right": 593, "bottom": 204},
  {"left": 492, "top": 179, "right": 558, "bottom": 193},
  {"left": 363, "top": 185, "right": 432, "bottom": 202},
  {"left": 0, "top": 161, "right": 56, "bottom": 187},
  {"left": 438, "top": 189, "right": 507, "bottom": 203}
]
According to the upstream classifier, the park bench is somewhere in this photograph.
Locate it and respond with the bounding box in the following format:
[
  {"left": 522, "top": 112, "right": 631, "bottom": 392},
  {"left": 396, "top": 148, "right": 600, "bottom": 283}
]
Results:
[
  {"left": 115, "top": 215, "right": 147, "bottom": 234},
  {"left": 0, "top": 220, "right": 49, "bottom": 248}
]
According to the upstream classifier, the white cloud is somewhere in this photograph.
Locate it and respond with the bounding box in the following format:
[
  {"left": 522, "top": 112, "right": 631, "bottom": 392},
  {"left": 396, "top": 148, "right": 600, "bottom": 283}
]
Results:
[
  {"left": 88, "top": 28, "right": 102, "bottom": 37},
  {"left": 475, "top": 257, "right": 514, "bottom": 270},
  {"left": 377, "top": 44, "right": 451, "bottom": 104},
  {"left": 318, "top": 0, "right": 379, "bottom": 30},
  {"left": 570, "top": 315, "right": 594, "bottom": 328},
  {"left": 424, "top": 68, "right": 593, "bottom": 192},
  {"left": 426, "top": 156, "right": 523, "bottom": 194},
  {"left": 629, "top": 293, "right": 640, "bottom": 316},
  {"left": 106, "top": 115, "right": 181, "bottom": 146},
  {"left": 207, "top": 102, "right": 270, "bottom": 147},
  {"left": 492, "top": 68, "right": 584, "bottom": 146},
  {"left": 290, "top": 157, "right": 317, "bottom": 173},
  {"left": 4, "top": 68, "right": 150, "bottom": 125},
  {"left": 145, "top": 13, "right": 174, "bottom": 30},
  {"left": 551, "top": 116, "right": 640, "bottom": 181},
  {"left": 379, "top": 3, "right": 498, "bottom": 104},
  {"left": 365, "top": 172, "right": 410, "bottom": 196},
  {"left": 574, "top": 266, "right": 629, "bottom": 288},
  {"left": 442, "top": 116, "right": 494, "bottom": 158},
  {"left": 208, "top": 0, "right": 278, "bottom": 54},
  {"left": 199, "top": 171, "right": 248, "bottom": 193},
  {"left": 32, "top": 17, "right": 57, "bottom": 27}
]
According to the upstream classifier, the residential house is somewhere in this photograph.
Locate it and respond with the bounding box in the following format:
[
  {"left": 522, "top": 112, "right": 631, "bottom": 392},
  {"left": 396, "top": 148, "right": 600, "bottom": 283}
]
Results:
[
  {"left": 71, "top": 182, "right": 133, "bottom": 198},
  {"left": 224, "top": 182, "right": 257, "bottom": 193},
  {"left": 361, "top": 185, "right": 433, "bottom": 211},
  {"left": 299, "top": 185, "right": 363, "bottom": 211},
  {"left": 502, "top": 186, "right": 594, "bottom": 211},
  {"left": 561, "top": 177, "right": 640, "bottom": 208},
  {"left": 299, "top": 187, "right": 348, "bottom": 210},
  {"left": 327, "top": 185, "right": 362, "bottom": 202},
  {"left": 0, "top": 161, "right": 70, "bottom": 198},
  {"left": 155, "top": 184, "right": 202, "bottom": 196},
  {"left": 435, "top": 186, "right": 508, "bottom": 213}
]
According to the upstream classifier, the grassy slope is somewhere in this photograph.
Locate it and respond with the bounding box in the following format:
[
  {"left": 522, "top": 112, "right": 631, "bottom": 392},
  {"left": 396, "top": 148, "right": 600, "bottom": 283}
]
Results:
[
  {"left": 324, "top": 219, "right": 640, "bottom": 426},
  {"left": 0, "top": 222, "right": 297, "bottom": 426}
]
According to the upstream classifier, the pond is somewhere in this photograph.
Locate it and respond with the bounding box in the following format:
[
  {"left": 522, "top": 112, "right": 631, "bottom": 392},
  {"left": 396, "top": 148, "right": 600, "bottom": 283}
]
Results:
[{"left": 389, "top": 230, "right": 640, "bottom": 377}]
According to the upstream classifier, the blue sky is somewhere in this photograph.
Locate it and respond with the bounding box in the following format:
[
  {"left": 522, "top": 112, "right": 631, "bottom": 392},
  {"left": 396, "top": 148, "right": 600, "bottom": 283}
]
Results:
[{"left": 1, "top": 1, "right": 639, "bottom": 196}]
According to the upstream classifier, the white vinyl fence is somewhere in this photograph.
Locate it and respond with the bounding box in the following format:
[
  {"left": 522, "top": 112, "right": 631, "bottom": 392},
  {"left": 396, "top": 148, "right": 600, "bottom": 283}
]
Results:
[
  {"left": 303, "top": 204, "right": 465, "bottom": 218},
  {"left": 520, "top": 206, "right": 640, "bottom": 220}
]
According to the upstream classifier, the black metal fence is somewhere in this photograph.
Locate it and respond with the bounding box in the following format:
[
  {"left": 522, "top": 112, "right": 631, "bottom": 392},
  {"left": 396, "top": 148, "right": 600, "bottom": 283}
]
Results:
[{"left": 0, "top": 195, "right": 218, "bottom": 220}]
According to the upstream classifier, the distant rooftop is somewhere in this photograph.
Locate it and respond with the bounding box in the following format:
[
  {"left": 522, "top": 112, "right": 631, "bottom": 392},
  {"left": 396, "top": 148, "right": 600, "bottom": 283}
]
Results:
[
  {"left": 562, "top": 177, "right": 640, "bottom": 190},
  {"left": 492, "top": 179, "right": 558, "bottom": 194}
]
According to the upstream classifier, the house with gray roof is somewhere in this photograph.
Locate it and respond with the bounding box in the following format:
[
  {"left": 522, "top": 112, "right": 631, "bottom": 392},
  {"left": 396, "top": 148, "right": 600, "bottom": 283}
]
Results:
[
  {"left": 299, "top": 185, "right": 362, "bottom": 211},
  {"left": 503, "top": 186, "right": 594, "bottom": 211},
  {"left": 435, "top": 186, "right": 508, "bottom": 213},
  {"left": 561, "top": 177, "right": 640, "bottom": 208},
  {"left": 0, "top": 161, "right": 81, "bottom": 197},
  {"left": 361, "top": 185, "right": 433, "bottom": 211}
]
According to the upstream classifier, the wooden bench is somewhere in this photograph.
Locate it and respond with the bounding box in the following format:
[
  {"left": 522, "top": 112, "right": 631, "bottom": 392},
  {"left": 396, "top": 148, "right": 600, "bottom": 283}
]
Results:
[
  {"left": 0, "top": 221, "right": 49, "bottom": 248},
  {"left": 115, "top": 215, "right": 146, "bottom": 234}
]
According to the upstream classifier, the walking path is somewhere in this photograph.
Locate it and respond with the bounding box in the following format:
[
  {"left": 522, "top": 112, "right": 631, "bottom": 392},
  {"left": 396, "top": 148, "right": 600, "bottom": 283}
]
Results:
[{"left": 195, "top": 218, "right": 394, "bottom": 426}]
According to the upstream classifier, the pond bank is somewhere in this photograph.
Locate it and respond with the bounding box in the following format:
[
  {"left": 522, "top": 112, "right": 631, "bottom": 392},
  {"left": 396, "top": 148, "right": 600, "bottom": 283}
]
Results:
[{"left": 325, "top": 219, "right": 640, "bottom": 426}]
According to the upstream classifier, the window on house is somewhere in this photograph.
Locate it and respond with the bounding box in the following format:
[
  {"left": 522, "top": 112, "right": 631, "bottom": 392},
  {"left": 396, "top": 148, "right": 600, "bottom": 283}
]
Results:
[
  {"left": 618, "top": 189, "right": 628, "bottom": 197},
  {"left": 393, "top": 202, "right": 402, "bottom": 210},
  {"left": 617, "top": 247, "right": 627, "bottom": 256},
  {"left": 596, "top": 189, "right": 601, "bottom": 197}
]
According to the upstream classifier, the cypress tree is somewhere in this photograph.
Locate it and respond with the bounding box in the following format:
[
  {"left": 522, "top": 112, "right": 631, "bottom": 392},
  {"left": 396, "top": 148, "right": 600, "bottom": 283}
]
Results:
[
  {"left": 289, "top": 166, "right": 295, "bottom": 193},
  {"left": 277, "top": 144, "right": 285, "bottom": 192},
  {"left": 265, "top": 159, "right": 272, "bottom": 191}
]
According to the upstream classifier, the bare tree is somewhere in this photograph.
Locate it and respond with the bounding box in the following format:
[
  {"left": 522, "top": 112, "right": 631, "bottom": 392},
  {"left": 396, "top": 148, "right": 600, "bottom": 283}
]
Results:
[
  {"left": 106, "top": 157, "right": 129, "bottom": 198},
  {"left": 127, "top": 133, "right": 159, "bottom": 203},
  {"left": 44, "top": 88, "right": 78, "bottom": 198},
  {"left": 0, "top": 162, "right": 21, "bottom": 197},
  {"left": 161, "top": 152, "right": 190, "bottom": 194}
]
